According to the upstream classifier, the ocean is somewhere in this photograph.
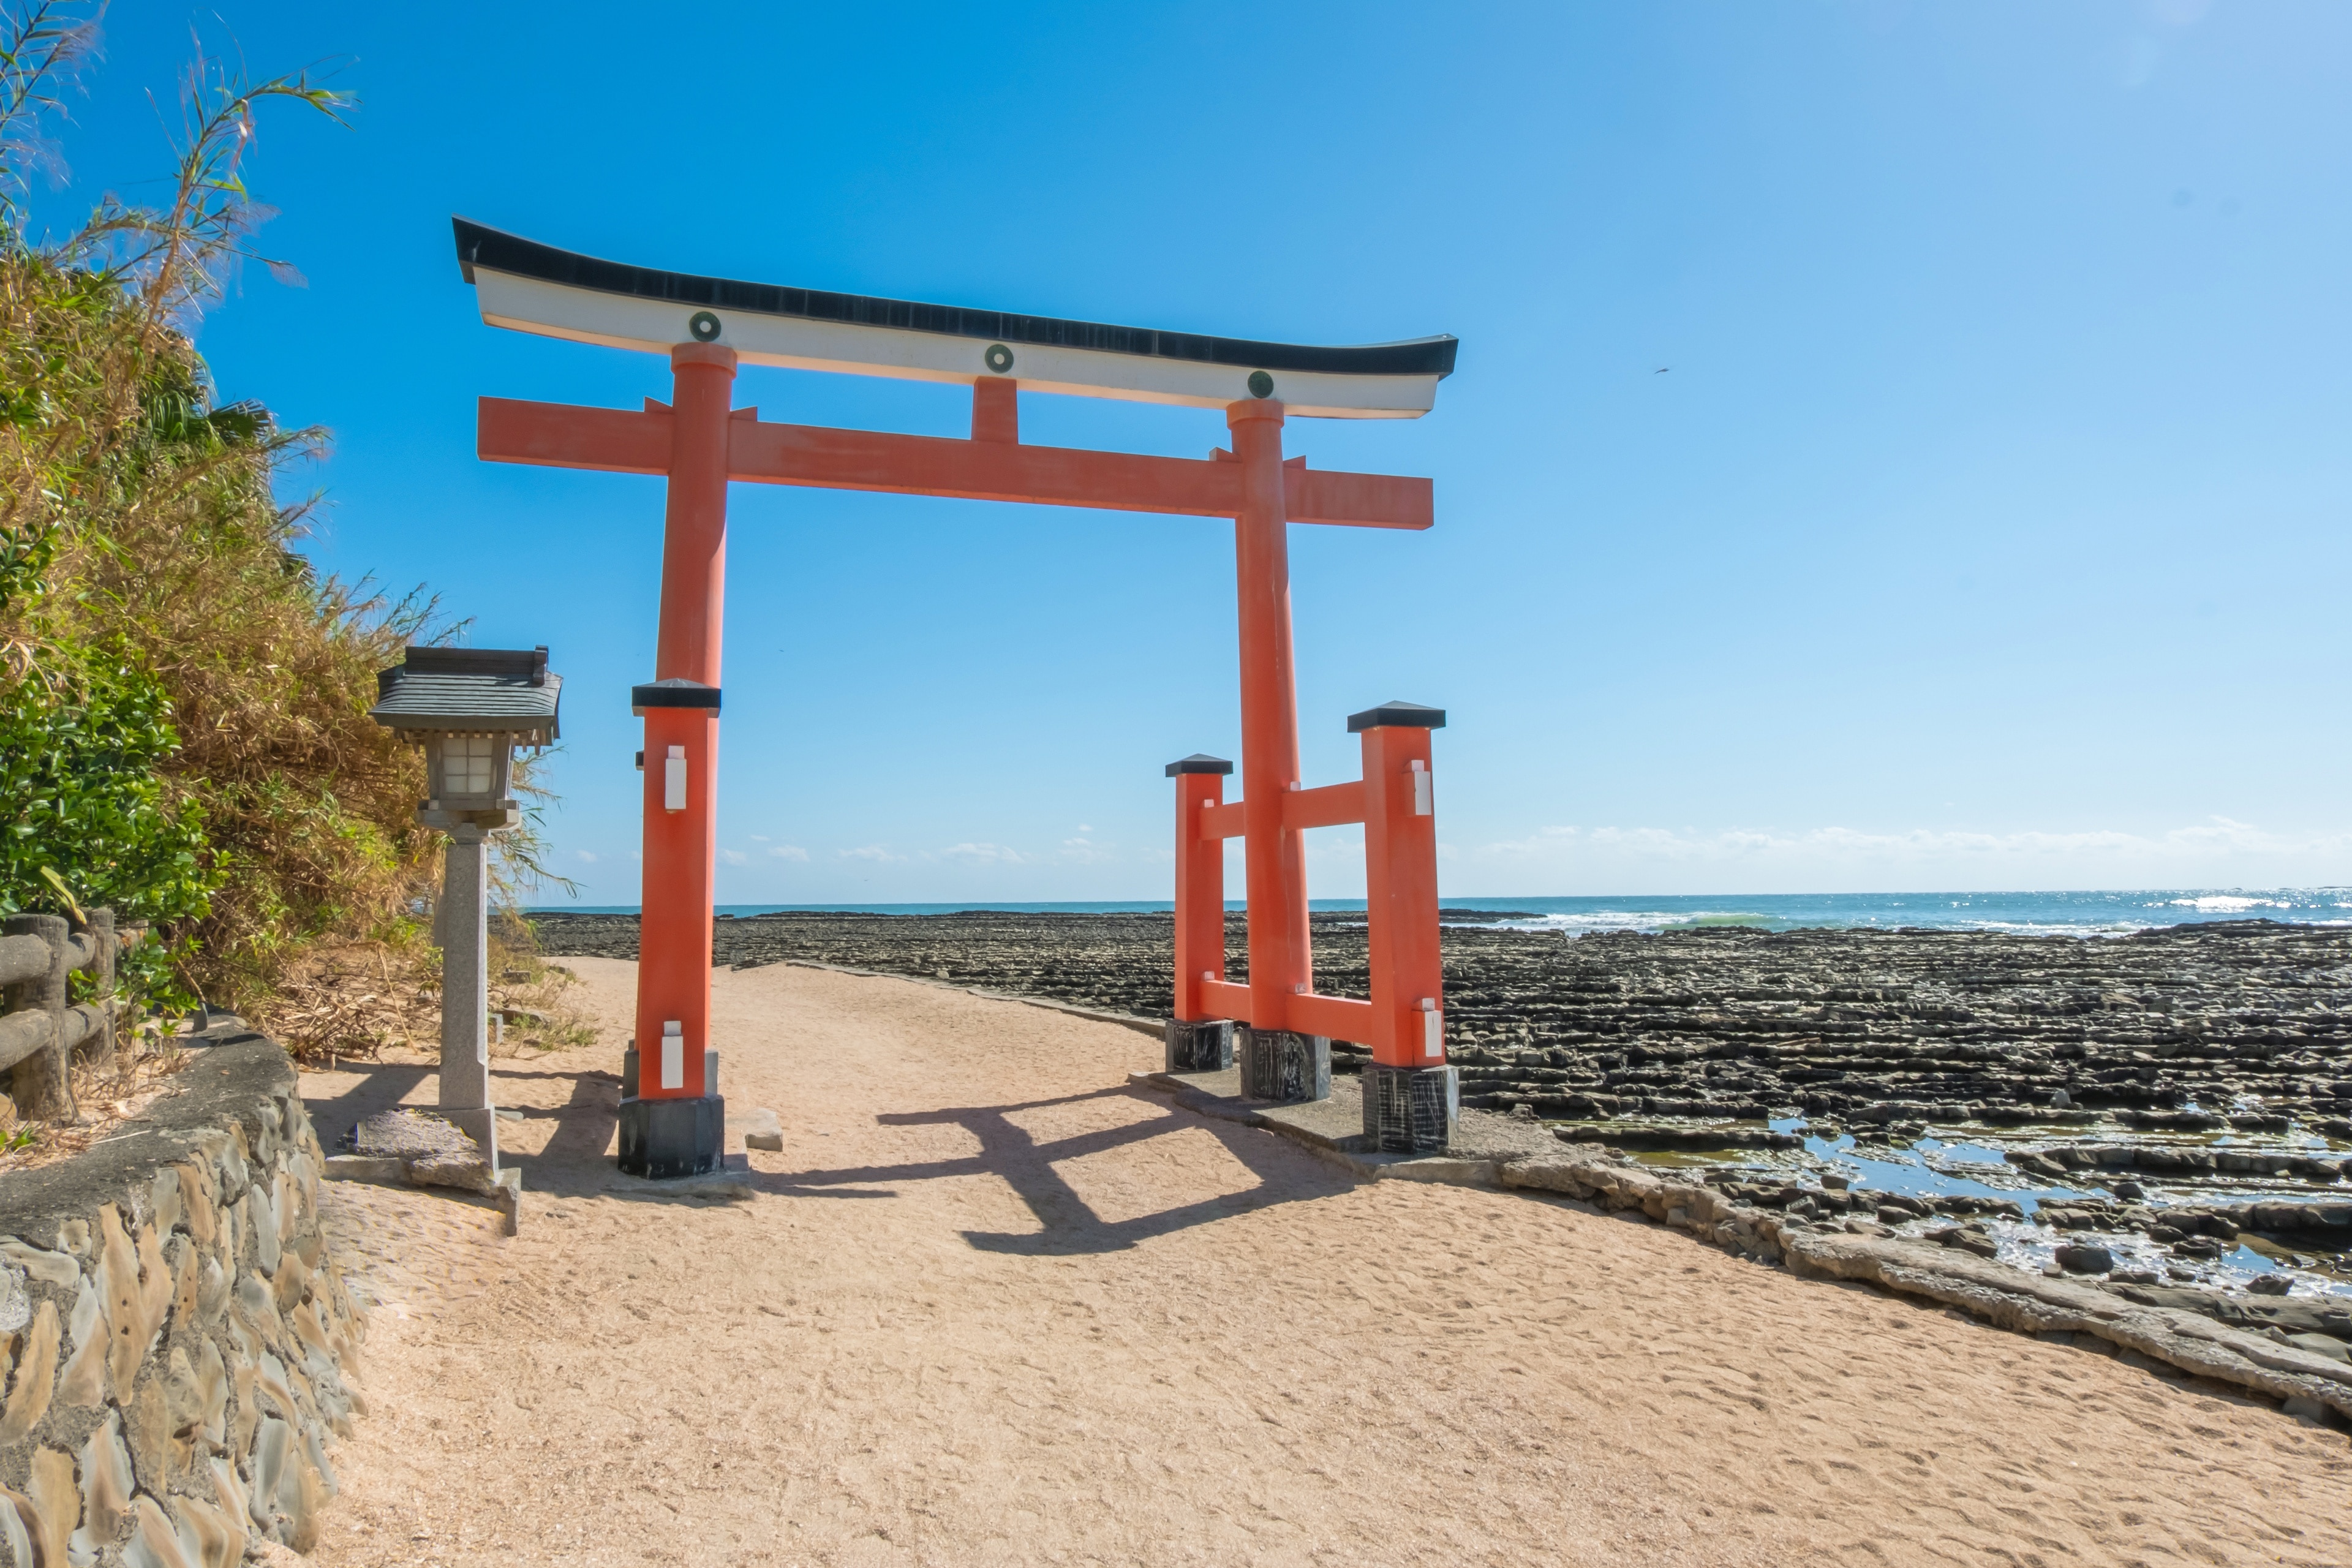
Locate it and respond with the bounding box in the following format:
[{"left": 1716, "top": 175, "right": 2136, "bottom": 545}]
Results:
[{"left": 537, "top": 888, "right": 2351, "bottom": 938}]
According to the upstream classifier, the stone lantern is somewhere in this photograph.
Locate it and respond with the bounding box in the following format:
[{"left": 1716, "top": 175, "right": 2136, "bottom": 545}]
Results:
[{"left": 369, "top": 646, "right": 561, "bottom": 1166}]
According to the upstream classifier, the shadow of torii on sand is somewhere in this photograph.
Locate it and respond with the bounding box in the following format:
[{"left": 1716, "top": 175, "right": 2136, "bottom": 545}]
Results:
[{"left": 757, "top": 1085, "right": 1352, "bottom": 1257}]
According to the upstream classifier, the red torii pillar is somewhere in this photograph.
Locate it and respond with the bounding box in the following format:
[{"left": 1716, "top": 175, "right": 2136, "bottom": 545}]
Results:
[{"left": 478, "top": 363, "right": 1434, "bottom": 1177}]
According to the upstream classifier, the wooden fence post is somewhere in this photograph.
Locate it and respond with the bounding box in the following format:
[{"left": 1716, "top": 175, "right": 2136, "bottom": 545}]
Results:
[
  {"left": 78, "top": 907, "right": 116, "bottom": 1077},
  {"left": 2, "top": 913, "right": 74, "bottom": 1123}
]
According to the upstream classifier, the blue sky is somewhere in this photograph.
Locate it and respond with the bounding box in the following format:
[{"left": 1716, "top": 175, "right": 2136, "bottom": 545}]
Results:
[{"left": 29, "top": 1, "right": 2352, "bottom": 902}]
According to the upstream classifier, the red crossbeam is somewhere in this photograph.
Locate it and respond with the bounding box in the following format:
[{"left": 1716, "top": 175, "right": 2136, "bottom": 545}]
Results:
[
  {"left": 478, "top": 397, "right": 1433, "bottom": 530},
  {"left": 1199, "top": 800, "right": 1248, "bottom": 842}
]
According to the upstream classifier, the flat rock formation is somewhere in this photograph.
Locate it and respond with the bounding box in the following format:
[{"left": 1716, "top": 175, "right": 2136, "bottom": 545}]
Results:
[{"left": 531, "top": 911, "right": 2352, "bottom": 1132}]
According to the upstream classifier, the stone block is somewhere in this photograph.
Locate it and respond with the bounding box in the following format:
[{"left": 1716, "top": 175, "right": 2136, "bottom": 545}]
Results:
[
  {"left": 1164, "top": 1018, "right": 1234, "bottom": 1073},
  {"left": 172, "top": 1490, "right": 247, "bottom": 1568},
  {"left": 273, "top": 1251, "right": 311, "bottom": 1316},
  {"left": 1362, "top": 1064, "right": 1460, "bottom": 1155},
  {"left": 0, "top": 1238, "right": 80, "bottom": 1289},
  {"left": 0, "top": 1299, "right": 58, "bottom": 1443},
  {"left": 0, "top": 1486, "right": 34, "bottom": 1568},
  {"left": 1237, "top": 1028, "right": 1329, "bottom": 1104},
  {"left": 176, "top": 1164, "right": 218, "bottom": 1248},
  {"left": 72, "top": 1407, "right": 133, "bottom": 1560},
  {"left": 617, "top": 1095, "right": 725, "bottom": 1180},
  {"left": 57, "top": 1276, "right": 105, "bottom": 1408},
  {"left": 127, "top": 1371, "right": 176, "bottom": 1493},
  {"left": 24, "top": 1447, "right": 74, "bottom": 1567},
  {"left": 742, "top": 1106, "right": 784, "bottom": 1152}
]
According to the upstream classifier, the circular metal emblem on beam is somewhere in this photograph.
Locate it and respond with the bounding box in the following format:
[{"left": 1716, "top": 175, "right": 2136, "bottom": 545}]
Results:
[
  {"left": 1248, "top": 371, "right": 1275, "bottom": 399},
  {"left": 688, "top": 311, "right": 722, "bottom": 342},
  {"left": 984, "top": 343, "right": 1015, "bottom": 374}
]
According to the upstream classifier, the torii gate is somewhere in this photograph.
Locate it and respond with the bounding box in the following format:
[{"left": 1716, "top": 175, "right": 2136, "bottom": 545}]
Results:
[{"left": 453, "top": 219, "right": 1462, "bottom": 1176}]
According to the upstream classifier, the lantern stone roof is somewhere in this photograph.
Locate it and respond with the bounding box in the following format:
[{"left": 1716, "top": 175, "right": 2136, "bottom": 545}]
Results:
[{"left": 370, "top": 646, "right": 560, "bottom": 742}]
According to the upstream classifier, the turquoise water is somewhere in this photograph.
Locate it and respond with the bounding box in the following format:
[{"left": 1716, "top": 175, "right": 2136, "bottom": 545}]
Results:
[{"left": 538, "top": 888, "right": 2351, "bottom": 937}]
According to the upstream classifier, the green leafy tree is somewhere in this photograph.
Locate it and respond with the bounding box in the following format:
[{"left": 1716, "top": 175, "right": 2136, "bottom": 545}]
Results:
[{"left": 0, "top": 646, "right": 215, "bottom": 924}]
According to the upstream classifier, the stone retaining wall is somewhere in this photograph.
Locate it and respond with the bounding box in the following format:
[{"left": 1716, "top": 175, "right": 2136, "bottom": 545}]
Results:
[{"left": 0, "top": 1022, "right": 364, "bottom": 1566}]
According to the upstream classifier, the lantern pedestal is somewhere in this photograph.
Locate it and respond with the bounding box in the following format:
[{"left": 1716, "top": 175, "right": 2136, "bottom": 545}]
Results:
[
  {"left": 1362, "top": 1064, "right": 1458, "bottom": 1154},
  {"left": 1237, "top": 1028, "right": 1330, "bottom": 1104},
  {"left": 438, "top": 826, "right": 497, "bottom": 1169}
]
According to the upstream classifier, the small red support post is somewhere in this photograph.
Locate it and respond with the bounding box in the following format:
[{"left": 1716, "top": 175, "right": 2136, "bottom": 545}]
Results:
[
  {"left": 1167, "top": 700, "right": 1451, "bottom": 1144},
  {"left": 1164, "top": 755, "right": 1235, "bottom": 1072},
  {"left": 1354, "top": 701, "right": 1455, "bottom": 1150},
  {"left": 1357, "top": 707, "right": 1446, "bottom": 1068}
]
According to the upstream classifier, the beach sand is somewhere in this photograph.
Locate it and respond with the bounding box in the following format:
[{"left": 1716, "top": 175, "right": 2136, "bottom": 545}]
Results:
[{"left": 297, "top": 958, "right": 2349, "bottom": 1567}]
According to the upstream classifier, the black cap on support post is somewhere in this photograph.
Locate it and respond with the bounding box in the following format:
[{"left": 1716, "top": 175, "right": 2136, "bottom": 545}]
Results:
[
  {"left": 1346, "top": 701, "right": 1446, "bottom": 733},
  {"left": 1165, "top": 753, "right": 1234, "bottom": 777},
  {"left": 631, "top": 677, "right": 721, "bottom": 716}
]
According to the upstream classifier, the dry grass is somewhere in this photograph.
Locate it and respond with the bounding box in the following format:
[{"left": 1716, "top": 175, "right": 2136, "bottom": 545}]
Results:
[
  {"left": 246, "top": 920, "right": 597, "bottom": 1066},
  {"left": 0, "top": 1027, "right": 193, "bottom": 1172}
]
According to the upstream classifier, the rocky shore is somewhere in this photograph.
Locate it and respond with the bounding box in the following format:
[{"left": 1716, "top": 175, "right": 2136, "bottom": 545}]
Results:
[
  {"left": 530, "top": 910, "right": 2352, "bottom": 1129},
  {"left": 530, "top": 909, "right": 2352, "bottom": 1340}
]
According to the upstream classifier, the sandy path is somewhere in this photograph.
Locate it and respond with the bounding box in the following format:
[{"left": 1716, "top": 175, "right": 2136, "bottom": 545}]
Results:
[{"left": 296, "top": 959, "right": 2349, "bottom": 1567}]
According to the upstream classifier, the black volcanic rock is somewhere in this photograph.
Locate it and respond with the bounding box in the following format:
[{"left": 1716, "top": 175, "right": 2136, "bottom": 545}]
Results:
[{"left": 526, "top": 912, "right": 2352, "bottom": 1140}]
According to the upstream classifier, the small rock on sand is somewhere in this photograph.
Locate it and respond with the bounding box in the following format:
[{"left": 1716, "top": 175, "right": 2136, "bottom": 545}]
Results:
[{"left": 742, "top": 1107, "right": 784, "bottom": 1152}]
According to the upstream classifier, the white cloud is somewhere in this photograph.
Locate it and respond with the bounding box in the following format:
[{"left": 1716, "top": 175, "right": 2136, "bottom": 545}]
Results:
[
  {"left": 1060, "top": 837, "right": 1114, "bottom": 864},
  {"left": 720, "top": 849, "right": 750, "bottom": 866},
  {"left": 768, "top": 844, "right": 810, "bottom": 862},
  {"left": 1078, "top": 824, "right": 1093, "bottom": 834},
  {"left": 937, "top": 842, "right": 1027, "bottom": 865},
  {"left": 749, "top": 834, "right": 769, "bottom": 843},
  {"left": 839, "top": 845, "right": 903, "bottom": 862},
  {"left": 575, "top": 850, "right": 598, "bottom": 864}
]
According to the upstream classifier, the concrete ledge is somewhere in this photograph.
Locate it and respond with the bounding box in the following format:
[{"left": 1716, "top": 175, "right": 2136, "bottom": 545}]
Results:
[{"left": 1126, "top": 1069, "right": 2352, "bottom": 1430}]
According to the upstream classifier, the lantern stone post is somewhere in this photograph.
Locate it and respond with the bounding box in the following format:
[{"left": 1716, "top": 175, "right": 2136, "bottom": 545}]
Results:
[{"left": 369, "top": 646, "right": 562, "bottom": 1168}]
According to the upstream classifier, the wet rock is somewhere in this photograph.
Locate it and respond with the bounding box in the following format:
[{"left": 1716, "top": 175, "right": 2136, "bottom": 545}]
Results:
[
  {"left": 1928, "top": 1226, "right": 2000, "bottom": 1260},
  {"left": 2247, "top": 1273, "right": 2294, "bottom": 1296},
  {"left": 2055, "top": 1243, "right": 2114, "bottom": 1274}
]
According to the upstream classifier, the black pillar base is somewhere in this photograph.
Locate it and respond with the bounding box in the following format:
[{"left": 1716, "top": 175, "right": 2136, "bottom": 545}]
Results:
[
  {"left": 1164, "top": 1018, "right": 1234, "bottom": 1072},
  {"left": 1238, "top": 1028, "right": 1330, "bottom": 1104},
  {"left": 617, "top": 1094, "right": 726, "bottom": 1179},
  {"left": 1363, "top": 1064, "right": 1459, "bottom": 1154}
]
